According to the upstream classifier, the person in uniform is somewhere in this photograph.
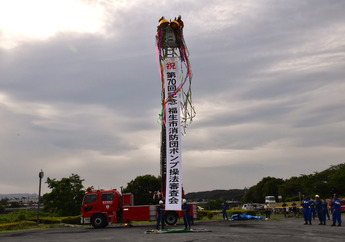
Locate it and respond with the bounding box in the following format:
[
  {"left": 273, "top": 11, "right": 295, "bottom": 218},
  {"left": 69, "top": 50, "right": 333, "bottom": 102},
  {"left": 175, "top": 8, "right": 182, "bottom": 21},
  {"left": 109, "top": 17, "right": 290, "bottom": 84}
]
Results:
[
  {"left": 331, "top": 194, "right": 342, "bottom": 226},
  {"left": 329, "top": 196, "right": 334, "bottom": 216},
  {"left": 301, "top": 195, "right": 311, "bottom": 225},
  {"left": 182, "top": 199, "right": 191, "bottom": 230},
  {"left": 221, "top": 203, "right": 228, "bottom": 220},
  {"left": 264, "top": 203, "right": 271, "bottom": 219},
  {"left": 156, "top": 200, "right": 165, "bottom": 230},
  {"left": 315, "top": 195, "right": 325, "bottom": 225},
  {"left": 282, "top": 202, "right": 287, "bottom": 218},
  {"left": 309, "top": 198, "right": 316, "bottom": 220},
  {"left": 292, "top": 201, "right": 297, "bottom": 217},
  {"left": 322, "top": 199, "right": 330, "bottom": 220}
]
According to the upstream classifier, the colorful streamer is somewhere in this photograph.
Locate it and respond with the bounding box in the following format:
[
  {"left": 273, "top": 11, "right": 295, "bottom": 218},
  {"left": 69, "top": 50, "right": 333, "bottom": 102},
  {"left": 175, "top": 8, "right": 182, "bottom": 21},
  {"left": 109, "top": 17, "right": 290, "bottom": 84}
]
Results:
[{"left": 155, "top": 16, "right": 196, "bottom": 133}]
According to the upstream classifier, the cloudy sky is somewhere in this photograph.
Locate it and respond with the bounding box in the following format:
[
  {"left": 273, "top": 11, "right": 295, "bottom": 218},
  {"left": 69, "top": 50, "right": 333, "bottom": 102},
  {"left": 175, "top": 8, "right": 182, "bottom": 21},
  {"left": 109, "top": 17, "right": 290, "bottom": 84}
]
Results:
[{"left": 1, "top": 0, "right": 344, "bottom": 195}]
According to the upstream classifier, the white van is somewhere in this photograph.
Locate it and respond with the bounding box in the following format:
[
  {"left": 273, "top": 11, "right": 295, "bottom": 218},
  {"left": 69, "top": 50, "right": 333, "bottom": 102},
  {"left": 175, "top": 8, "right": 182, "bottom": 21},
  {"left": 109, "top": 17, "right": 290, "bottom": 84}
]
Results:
[{"left": 265, "top": 196, "right": 276, "bottom": 204}]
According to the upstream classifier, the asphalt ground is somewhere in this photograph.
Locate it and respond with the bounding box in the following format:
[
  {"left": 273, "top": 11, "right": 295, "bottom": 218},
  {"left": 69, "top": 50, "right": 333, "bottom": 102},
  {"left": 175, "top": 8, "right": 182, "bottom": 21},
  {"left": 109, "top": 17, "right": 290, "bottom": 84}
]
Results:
[{"left": 0, "top": 216, "right": 344, "bottom": 242}]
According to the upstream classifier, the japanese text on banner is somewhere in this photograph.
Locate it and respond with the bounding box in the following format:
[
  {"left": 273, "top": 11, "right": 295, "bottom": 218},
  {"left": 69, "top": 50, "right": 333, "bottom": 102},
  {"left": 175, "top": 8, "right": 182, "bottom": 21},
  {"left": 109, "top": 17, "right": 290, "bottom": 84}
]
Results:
[{"left": 164, "top": 57, "right": 182, "bottom": 211}]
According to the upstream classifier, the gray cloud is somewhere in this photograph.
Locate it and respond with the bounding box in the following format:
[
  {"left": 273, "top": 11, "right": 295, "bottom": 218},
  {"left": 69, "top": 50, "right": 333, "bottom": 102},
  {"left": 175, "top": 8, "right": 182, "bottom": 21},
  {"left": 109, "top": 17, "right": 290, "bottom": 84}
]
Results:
[{"left": 1, "top": 0, "right": 344, "bottom": 194}]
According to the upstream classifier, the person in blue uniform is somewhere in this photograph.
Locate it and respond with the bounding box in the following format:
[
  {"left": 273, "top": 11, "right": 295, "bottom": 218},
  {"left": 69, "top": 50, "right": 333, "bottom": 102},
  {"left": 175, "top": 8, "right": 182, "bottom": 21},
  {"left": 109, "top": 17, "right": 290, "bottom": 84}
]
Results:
[
  {"left": 329, "top": 196, "right": 334, "bottom": 216},
  {"left": 221, "top": 203, "right": 228, "bottom": 220},
  {"left": 182, "top": 199, "right": 191, "bottom": 230},
  {"left": 156, "top": 200, "right": 165, "bottom": 230},
  {"left": 331, "top": 194, "right": 342, "bottom": 226},
  {"left": 282, "top": 202, "right": 288, "bottom": 218},
  {"left": 309, "top": 199, "right": 316, "bottom": 220},
  {"left": 322, "top": 199, "right": 330, "bottom": 220},
  {"left": 301, "top": 195, "right": 311, "bottom": 225},
  {"left": 315, "top": 195, "right": 325, "bottom": 225}
]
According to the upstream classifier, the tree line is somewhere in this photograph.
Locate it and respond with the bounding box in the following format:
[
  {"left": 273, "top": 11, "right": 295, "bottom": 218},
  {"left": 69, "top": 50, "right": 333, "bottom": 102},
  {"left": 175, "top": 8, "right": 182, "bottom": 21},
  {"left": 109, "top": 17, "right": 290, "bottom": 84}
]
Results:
[
  {"left": 184, "top": 189, "right": 245, "bottom": 202},
  {"left": 242, "top": 163, "right": 345, "bottom": 203},
  {"left": 31, "top": 163, "right": 344, "bottom": 216}
]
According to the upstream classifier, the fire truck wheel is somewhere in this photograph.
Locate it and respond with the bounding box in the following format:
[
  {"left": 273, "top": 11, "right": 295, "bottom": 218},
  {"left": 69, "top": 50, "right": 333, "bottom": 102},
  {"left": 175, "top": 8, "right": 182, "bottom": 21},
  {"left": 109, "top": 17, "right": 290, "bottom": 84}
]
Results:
[
  {"left": 91, "top": 214, "right": 107, "bottom": 228},
  {"left": 164, "top": 212, "right": 178, "bottom": 225}
]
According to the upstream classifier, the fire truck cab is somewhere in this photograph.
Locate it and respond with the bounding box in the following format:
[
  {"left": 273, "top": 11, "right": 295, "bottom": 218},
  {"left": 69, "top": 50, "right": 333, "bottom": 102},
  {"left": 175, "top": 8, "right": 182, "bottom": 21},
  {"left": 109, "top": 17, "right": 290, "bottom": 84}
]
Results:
[{"left": 81, "top": 188, "right": 198, "bottom": 228}]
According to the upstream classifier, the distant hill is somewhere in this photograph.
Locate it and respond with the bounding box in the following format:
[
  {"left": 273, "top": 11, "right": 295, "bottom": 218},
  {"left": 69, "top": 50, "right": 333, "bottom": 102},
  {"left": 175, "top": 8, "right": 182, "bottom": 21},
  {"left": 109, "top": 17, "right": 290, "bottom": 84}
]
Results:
[
  {"left": 0, "top": 193, "right": 37, "bottom": 199},
  {"left": 185, "top": 189, "right": 245, "bottom": 202}
]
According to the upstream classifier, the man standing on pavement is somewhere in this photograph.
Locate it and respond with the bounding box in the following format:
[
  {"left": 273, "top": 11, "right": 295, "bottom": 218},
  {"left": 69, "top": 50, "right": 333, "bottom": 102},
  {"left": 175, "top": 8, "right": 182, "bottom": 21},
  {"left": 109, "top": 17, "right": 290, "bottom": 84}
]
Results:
[
  {"left": 221, "top": 203, "right": 228, "bottom": 220},
  {"left": 322, "top": 199, "right": 330, "bottom": 220},
  {"left": 264, "top": 203, "right": 271, "bottom": 219},
  {"left": 331, "top": 194, "right": 342, "bottom": 227},
  {"left": 309, "top": 198, "right": 316, "bottom": 220},
  {"left": 282, "top": 202, "right": 287, "bottom": 218},
  {"left": 156, "top": 200, "right": 165, "bottom": 230},
  {"left": 301, "top": 195, "right": 311, "bottom": 225},
  {"left": 292, "top": 201, "right": 297, "bottom": 217},
  {"left": 329, "top": 196, "right": 334, "bottom": 216},
  {"left": 182, "top": 199, "right": 191, "bottom": 230},
  {"left": 315, "top": 195, "right": 325, "bottom": 225}
]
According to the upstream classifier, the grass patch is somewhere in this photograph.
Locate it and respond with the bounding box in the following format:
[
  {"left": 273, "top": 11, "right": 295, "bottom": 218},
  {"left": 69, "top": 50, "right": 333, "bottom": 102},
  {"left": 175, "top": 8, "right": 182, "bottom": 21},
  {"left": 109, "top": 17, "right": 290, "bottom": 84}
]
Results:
[
  {"left": 0, "top": 221, "right": 39, "bottom": 232},
  {"left": 0, "top": 221, "right": 76, "bottom": 233},
  {"left": 0, "top": 210, "right": 82, "bottom": 232}
]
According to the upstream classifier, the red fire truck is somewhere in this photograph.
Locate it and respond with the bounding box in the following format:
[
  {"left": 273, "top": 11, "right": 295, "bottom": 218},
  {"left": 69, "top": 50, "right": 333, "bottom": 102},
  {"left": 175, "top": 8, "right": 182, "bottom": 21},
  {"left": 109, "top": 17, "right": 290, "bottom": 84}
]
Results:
[{"left": 80, "top": 188, "right": 198, "bottom": 228}]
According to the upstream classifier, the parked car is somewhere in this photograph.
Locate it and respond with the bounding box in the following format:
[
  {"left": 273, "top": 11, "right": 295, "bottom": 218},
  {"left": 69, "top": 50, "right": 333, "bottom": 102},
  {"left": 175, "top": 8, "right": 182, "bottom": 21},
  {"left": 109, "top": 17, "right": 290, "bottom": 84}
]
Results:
[
  {"left": 265, "top": 196, "right": 276, "bottom": 204},
  {"left": 242, "top": 203, "right": 265, "bottom": 211}
]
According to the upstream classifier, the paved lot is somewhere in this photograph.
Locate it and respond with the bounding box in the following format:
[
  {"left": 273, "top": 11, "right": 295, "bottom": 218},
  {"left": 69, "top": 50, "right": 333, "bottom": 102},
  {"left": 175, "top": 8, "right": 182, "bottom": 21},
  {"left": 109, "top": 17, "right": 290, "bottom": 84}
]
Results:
[{"left": 0, "top": 217, "right": 344, "bottom": 242}]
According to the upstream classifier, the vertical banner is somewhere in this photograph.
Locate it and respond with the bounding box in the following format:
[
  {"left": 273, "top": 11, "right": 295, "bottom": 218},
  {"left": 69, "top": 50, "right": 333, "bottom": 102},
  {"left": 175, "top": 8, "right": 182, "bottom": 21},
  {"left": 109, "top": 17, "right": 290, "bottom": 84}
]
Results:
[{"left": 164, "top": 57, "right": 182, "bottom": 211}]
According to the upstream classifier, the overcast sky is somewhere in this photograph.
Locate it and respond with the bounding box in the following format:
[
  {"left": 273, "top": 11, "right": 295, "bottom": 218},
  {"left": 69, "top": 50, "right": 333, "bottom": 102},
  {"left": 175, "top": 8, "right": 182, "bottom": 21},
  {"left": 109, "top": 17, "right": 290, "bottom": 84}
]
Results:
[{"left": 1, "top": 0, "right": 344, "bottom": 195}]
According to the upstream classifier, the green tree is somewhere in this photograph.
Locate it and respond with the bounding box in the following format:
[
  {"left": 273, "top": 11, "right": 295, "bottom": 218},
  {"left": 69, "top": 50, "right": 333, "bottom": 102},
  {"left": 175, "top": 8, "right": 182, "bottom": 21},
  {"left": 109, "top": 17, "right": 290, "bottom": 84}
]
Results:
[
  {"left": 42, "top": 173, "right": 85, "bottom": 216},
  {"left": 263, "top": 177, "right": 284, "bottom": 199},
  {"left": 0, "top": 204, "right": 5, "bottom": 214},
  {"left": 123, "top": 175, "right": 161, "bottom": 205},
  {"left": 242, "top": 177, "right": 284, "bottom": 203},
  {"left": 205, "top": 199, "right": 225, "bottom": 210},
  {"left": 185, "top": 189, "right": 245, "bottom": 202},
  {"left": 242, "top": 163, "right": 345, "bottom": 203},
  {"left": 10, "top": 201, "right": 21, "bottom": 208},
  {"left": 278, "top": 176, "right": 304, "bottom": 199},
  {"left": 241, "top": 186, "right": 256, "bottom": 203},
  {"left": 328, "top": 163, "right": 345, "bottom": 196},
  {"left": 0, "top": 198, "right": 9, "bottom": 206}
]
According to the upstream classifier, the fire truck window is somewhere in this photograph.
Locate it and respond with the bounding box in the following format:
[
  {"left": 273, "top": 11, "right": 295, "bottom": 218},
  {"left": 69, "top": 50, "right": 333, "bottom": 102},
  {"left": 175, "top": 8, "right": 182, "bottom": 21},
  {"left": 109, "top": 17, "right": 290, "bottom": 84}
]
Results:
[
  {"left": 84, "top": 194, "right": 97, "bottom": 204},
  {"left": 102, "top": 193, "right": 113, "bottom": 201}
]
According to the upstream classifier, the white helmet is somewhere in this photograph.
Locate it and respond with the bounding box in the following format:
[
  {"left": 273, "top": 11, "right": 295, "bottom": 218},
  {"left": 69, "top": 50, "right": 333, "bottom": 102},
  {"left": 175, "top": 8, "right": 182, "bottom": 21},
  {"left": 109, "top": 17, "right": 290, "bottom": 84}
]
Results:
[
  {"left": 183, "top": 199, "right": 187, "bottom": 204},
  {"left": 159, "top": 200, "right": 163, "bottom": 204},
  {"left": 315, "top": 195, "right": 319, "bottom": 198}
]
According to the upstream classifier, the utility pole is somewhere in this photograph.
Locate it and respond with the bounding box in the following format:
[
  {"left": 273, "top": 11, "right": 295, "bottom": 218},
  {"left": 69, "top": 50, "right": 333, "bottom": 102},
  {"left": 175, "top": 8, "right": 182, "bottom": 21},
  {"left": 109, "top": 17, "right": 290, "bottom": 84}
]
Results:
[{"left": 37, "top": 169, "right": 44, "bottom": 224}]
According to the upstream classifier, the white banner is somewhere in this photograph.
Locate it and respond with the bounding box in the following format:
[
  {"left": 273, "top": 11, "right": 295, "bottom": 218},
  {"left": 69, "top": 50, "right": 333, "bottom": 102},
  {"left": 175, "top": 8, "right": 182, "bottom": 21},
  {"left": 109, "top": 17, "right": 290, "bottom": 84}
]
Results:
[{"left": 164, "top": 57, "right": 182, "bottom": 211}]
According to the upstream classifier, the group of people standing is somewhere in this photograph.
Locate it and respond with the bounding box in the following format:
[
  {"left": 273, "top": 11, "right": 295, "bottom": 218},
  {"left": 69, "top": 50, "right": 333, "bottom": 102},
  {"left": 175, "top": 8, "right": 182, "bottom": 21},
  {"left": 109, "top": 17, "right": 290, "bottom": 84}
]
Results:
[
  {"left": 156, "top": 199, "right": 192, "bottom": 231},
  {"left": 301, "top": 193, "right": 342, "bottom": 226}
]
